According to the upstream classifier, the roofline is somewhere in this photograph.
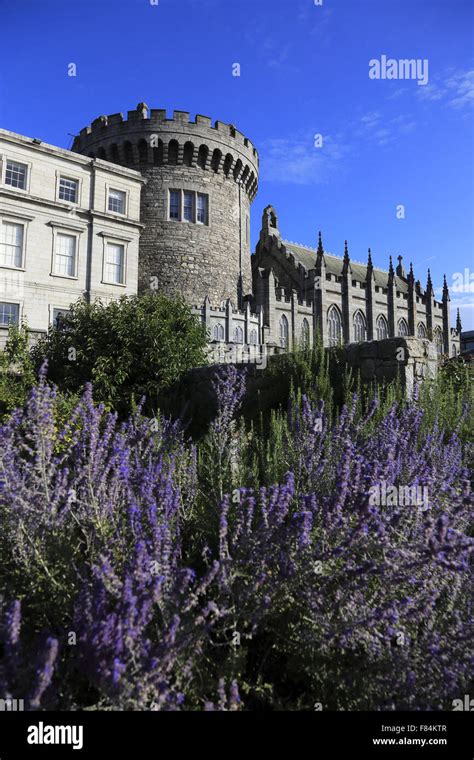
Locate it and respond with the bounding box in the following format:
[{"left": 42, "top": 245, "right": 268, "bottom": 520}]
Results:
[{"left": 0, "top": 128, "right": 145, "bottom": 182}]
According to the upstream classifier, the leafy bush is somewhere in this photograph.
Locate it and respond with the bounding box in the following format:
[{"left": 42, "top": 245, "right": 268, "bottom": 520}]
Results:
[
  {"left": 0, "top": 323, "right": 36, "bottom": 422},
  {"left": 0, "top": 366, "right": 471, "bottom": 710},
  {"left": 30, "top": 294, "right": 208, "bottom": 413}
]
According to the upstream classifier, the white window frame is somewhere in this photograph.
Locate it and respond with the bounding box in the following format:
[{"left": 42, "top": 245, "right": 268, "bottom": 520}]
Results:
[
  {"left": 49, "top": 225, "right": 83, "bottom": 279},
  {"left": 100, "top": 235, "right": 129, "bottom": 287},
  {"left": 1, "top": 154, "right": 32, "bottom": 193},
  {"left": 0, "top": 213, "right": 32, "bottom": 270},
  {"left": 50, "top": 306, "right": 73, "bottom": 329},
  {"left": 106, "top": 184, "right": 128, "bottom": 216},
  {"left": 0, "top": 300, "right": 21, "bottom": 328},
  {"left": 56, "top": 171, "right": 82, "bottom": 205}
]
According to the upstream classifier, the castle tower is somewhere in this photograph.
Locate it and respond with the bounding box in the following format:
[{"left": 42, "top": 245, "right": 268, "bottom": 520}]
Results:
[{"left": 72, "top": 103, "right": 259, "bottom": 306}]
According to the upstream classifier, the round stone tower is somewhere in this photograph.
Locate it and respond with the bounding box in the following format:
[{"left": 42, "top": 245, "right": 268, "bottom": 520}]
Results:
[{"left": 72, "top": 103, "right": 259, "bottom": 306}]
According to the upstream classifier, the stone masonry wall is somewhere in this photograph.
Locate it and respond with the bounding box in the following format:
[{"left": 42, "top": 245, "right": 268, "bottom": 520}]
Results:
[
  {"left": 338, "top": 337, "right": 438, "bottom": 397},
  {"left": 72, "top": 105, "right": 259, "bottom": 307}
]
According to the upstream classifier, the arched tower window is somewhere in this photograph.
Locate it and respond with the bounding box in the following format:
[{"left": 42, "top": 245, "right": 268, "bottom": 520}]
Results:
[
  {"left": 138, "top": 140, "right": 148, "bottom": 164},
  {"left": 452, "top": 344, "right": 457, "bottom": 357},
  {"left": 110, "top": 144, "right": 120, "bottom": 164},
  {"left": 197, "top": 145, "right": 208, "bottom": 169},
  {"left": 301, "top": 318, "right": 310, "bottom": 348},
  {"left": 211, "top": 149, "right": 222, "bottom": 172},
  {"left": 279, "top": 314, "right": 289, "bottom": 349},
  {"left": 138, "top": 139, "right": 148, "bottom": 164},
  {"left": 168, "top": 140, "right": 179, "bottom": 165},
  {"left": 434, "top": 327, "right": 443, "bottom": 355},
  {"left": 123, "top": 141, "right": 134, "bottom": 165},
  {"left": 233, "top": 159, "right": 243, "bottom": 181},
  {"left": 376, "top": 314, "right": 389, "bottom": 341},
  {"left": 233, "top": 325, "right": 244, "bottom": 344},
  {"left": 183, "top": 141, "right": 194, "bottom": 167},
  {"left": 353, "top": 310, "right": 367, "bottom": 343},
  {"left": 327, "top": 305, "right": 342, "bottom": 347},
  {"left": 417, "top": 322, "right": 427, "bottom": 338},
  {"left": 241, "top": 165, "right": 250, "bottom": 186},
  {"left": 223, "top": 154, "right": 233, "bottom": 177},
  {"left": 213, "top": 323, "right": 225, "bottom": 342},
  {"left": 397, "top": 318, "right": 409, "bottom": 337},
  {"left": 153, "top": 139, "right": 163, "bottom": 166},
  {"left": 249, "top": 328, "right": 258, "bottom": 345}
]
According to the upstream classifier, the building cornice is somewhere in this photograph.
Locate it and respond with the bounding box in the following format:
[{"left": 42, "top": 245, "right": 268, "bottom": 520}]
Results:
[{"left": 0, "top": 128, "right": 146, "bottom": 183}]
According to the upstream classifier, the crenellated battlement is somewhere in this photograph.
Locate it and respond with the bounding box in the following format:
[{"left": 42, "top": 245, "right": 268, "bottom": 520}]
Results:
[{"left": 72, "top": 103, "right": 259, "bottom": 200}]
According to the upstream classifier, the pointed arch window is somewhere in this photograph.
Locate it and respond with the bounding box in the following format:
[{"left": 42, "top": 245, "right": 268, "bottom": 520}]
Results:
[
  {"left": 279, "top": 314, "right": 289, "bottom": 349},
  {"left": 397, "top": 318, "right": 409, "bottom": 337},
  {"left": 376, "top": 314, "right": 389, "bottom": 341},
  {"left": 434, "top": 327, "right": 443, "bottom": 355},
  {"left": 417, "top": 322, "right": 427, "bottom": 339},
  {"left": 233, "top": 325, "right": 244, "bottom": 344},
  {"left": 353, "top": 310, "right": 367, "bottom": 343},
  {"left": 213, "top": 323, "right": 225, "bottom": 342},
  {"left": 327, "top": 305, "right": 342, "bottom": 347},
  {"left": 249, "top": 328, "right": 258, "bottom": 345},
  {"left": 301, "top": 318, "right": 310, "bottom": 348}
]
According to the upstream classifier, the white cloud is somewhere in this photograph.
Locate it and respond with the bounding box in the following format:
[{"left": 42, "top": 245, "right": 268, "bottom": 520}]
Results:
[
  {"left": 260, "top": 135, "right": 347, "bottom": 185},
  {"left": 417, "top": 67, "right": 474, "bottom": 109}
]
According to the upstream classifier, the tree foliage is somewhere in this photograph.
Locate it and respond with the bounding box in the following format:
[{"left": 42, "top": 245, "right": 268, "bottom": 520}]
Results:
[{"left": 31, "top": 294, "right": 208, "bottom": 411}]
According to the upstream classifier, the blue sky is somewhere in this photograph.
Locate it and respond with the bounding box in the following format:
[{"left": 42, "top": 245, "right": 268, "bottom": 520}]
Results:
[{"left": 1, "top": 0, "right": 473, "bottom": 327}]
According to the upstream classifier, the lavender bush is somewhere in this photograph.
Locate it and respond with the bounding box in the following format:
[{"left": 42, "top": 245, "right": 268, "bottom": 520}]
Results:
[{"left": 0, "top": 365, "right": 471, "bottom": 710}]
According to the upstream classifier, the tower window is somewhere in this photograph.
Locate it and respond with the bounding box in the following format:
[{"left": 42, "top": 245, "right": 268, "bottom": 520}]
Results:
[
  {"left": 183, "top": 191, "right": 194, "bottom": 222},
  {"left": 197, "top": 194, "right": 208, "bottom": 224},
  {"left": 5, "top": 160, "right": 27, "bottom": 190},
  {"left": 170, "top": 190, "right": 181, "bottom": 220},
  {"left": 169, "top": 190, "right": 209, "bottom": 225}
]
